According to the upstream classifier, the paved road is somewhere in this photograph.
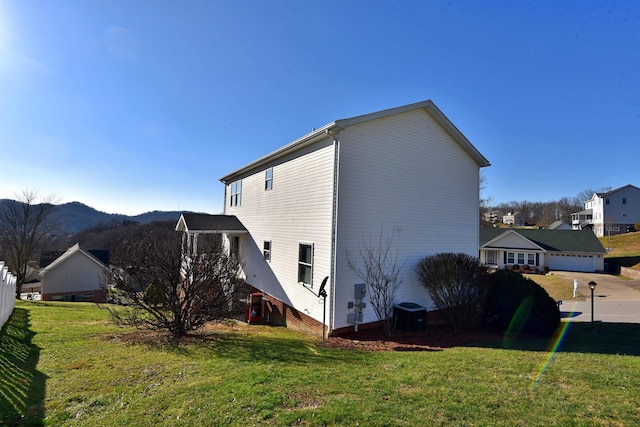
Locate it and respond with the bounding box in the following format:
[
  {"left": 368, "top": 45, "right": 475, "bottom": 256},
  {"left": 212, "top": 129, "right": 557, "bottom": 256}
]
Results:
[{"left": 550, "top": 271, "right": 640, "bottom": 323}]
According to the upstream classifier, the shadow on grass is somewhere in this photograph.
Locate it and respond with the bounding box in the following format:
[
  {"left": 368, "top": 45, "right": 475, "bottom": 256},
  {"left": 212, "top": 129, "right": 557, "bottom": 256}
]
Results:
[
  {"left": 607, "top": 256, "right": 640, "bottom": 268},
  {"left": 0, "top": 307, "right": 47, "bottom": 426},
  {"left": 471, "top": 321, "right": 640, "bottom": 356},
  {"left": 106, "top": 324, "right": 370, "bottom": 365}
]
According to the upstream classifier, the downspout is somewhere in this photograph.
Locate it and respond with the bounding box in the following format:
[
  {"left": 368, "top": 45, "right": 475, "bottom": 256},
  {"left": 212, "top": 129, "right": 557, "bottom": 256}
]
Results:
[{"left": 327, "top": 128, "right": 340, "bottom": 337}]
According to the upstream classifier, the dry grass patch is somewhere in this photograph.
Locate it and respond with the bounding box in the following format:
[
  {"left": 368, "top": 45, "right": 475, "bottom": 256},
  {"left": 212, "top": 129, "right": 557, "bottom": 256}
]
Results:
[{"left": 523, "top": 273, "right": 581, "bottom": 300}]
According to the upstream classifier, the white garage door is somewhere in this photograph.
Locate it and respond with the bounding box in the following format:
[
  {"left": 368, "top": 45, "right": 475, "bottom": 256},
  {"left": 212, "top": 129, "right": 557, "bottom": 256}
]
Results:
[{"left": 549, "top": 253, "right": 594, "bottom": 272}]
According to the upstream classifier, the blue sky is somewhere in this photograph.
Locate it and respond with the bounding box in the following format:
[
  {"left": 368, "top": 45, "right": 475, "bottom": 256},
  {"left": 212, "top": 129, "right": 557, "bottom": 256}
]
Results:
[{"left": 1, "top": 0, "right": 638, "bottom": 215}]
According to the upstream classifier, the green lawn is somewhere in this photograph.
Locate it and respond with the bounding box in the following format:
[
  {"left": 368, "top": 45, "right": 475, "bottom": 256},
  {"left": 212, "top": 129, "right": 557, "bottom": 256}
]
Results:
[
  {"left": 2, "top": 300, "right": 640, "bottom": 426},
  {"left": 600, "top": 231, "right": 640, "bottom": 270},
  {"left": 523, "top": 273, "right": 582, "bottom": 301}
]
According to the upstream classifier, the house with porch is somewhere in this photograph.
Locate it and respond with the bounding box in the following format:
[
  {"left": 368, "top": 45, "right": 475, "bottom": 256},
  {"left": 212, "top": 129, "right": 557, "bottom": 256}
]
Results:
[
  {"left": 178, "top": 100, "right": 490, "bottom": 335},
  {"left": 503, "top": 211, "right": 525, "bottom": 226},
  {"left": 479, "top": 228, "right": 606, "bottom": 273},
  {"left": 572, "top": 184, "right": 640, "bottom": 237}
]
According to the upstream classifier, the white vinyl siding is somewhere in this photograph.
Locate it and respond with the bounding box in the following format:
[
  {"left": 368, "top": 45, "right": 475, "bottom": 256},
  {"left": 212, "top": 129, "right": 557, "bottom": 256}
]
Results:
[
  {"left": 334, "top": 109, "right": 481, "bottom": 326},
  {"left": 225, "top": 137, "right": 335, "bottom": 324}
]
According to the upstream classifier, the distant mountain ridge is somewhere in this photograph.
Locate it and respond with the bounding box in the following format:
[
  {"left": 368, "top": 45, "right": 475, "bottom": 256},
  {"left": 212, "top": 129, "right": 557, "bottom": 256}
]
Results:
[{"left": 0, "top": 199, "right": 191, "bottom": 234}]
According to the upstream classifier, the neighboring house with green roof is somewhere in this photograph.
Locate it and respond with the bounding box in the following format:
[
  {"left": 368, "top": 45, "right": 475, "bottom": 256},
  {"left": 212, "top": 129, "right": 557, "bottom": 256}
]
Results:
[{"left": 479, "top": 228, "right": 606, "bottom": 272}]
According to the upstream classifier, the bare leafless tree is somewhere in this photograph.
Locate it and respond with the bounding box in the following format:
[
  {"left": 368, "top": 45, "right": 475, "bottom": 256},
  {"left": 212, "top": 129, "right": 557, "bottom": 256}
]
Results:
[
  {"left": 0, "top": 190, "right": 59, "bottom": 297},
  {"left": 103, "top": 225, "right": 247, "bottom": 337},
  {"left": 346, "top": 226, "right": 404, "bottom": 337}
]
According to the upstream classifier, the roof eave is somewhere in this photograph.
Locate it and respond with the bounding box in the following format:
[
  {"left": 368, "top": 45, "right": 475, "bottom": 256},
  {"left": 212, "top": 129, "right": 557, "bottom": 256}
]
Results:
[{"left": 219, "top": 122, "right": 340, "bottom": 183}]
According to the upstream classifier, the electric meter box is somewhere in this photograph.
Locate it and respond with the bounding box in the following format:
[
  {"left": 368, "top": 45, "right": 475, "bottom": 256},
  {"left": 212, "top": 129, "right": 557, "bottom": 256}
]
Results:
[{"left": 354, "top": 283, "right": 367, "bottom": 299}]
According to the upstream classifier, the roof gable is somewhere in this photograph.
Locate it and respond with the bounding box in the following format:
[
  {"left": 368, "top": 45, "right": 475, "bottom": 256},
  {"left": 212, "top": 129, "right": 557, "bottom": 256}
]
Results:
[
  {"left": 41, "top": 243, "right": 107, "bottom": 274},
  {"left": 596, "top": 184, "right": 640, "bottom": 198},
  {"left": 481, "top": 229, "right": 545, "bottom": 251},
  {"left": 220, "top": 100, "right": 490, "bottom": 182}
]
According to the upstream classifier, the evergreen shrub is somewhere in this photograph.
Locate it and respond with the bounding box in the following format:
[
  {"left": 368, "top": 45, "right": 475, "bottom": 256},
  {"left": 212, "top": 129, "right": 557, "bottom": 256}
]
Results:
[{"left": 483, "top": 269, "right": 560, "bottom": 337}]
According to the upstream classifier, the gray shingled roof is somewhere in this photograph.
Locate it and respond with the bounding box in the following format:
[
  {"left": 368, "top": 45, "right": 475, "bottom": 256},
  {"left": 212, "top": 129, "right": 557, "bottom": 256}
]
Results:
[
  {"left": 176, "top": 213, "right": 247, "bottom": 233},
  {"left": 480, "top": 228, "right": 606, "bottom": 254},
  {"left": 546, "top": 220, "right": 569, "bottom": 230}
]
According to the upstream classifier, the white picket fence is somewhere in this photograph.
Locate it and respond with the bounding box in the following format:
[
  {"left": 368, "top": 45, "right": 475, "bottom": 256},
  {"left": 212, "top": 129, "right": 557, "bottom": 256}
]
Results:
[{"left": 0, "top": 261, "right": 17, "bottom": 330}]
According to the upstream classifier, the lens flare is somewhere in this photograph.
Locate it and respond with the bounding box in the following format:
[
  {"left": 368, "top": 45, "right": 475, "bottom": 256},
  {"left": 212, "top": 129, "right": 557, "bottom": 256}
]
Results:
[
  {"left": 503, "top": 296, "right": 533, "bottom": 348},
  {"left": 530, "top": 301, "right": 579, "bottom": 390}
]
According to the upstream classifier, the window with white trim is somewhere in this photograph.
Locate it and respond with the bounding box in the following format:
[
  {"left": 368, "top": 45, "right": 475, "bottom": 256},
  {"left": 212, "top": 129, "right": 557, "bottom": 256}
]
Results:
[
  {"left": 230, "top": 180, "right": 242, "bottom": 207},
  {"left": 527, "top": 253, "right": 536, "bottom": 265},
  {"left": 517, "top": 253, "right": 525, "bottom": 265},
  {"left": 507, "top": 252, "right": 515, "bottom": 264},
  {"left": 263, "top": 241, "right": 271, "bottom": 262},
  {"left": 265, "top": 167, "right": 273, "bottom": 190},
  {"left": 298, "top": 243, "right": 313, "bottom": 286}
]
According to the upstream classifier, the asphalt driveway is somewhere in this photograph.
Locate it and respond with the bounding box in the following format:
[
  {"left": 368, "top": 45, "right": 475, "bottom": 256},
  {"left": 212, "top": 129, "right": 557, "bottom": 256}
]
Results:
[{"left": 550, "top": 271, "right": 640, "bottom": 323}]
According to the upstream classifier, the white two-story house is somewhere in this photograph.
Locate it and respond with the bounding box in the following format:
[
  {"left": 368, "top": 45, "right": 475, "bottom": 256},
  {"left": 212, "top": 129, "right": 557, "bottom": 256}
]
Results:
[
  {"left": 572, "top": 185, "right": 640, "bottom": 237},
  {"left": 181, "top": 100, "right": 490, "bottom": 335}
]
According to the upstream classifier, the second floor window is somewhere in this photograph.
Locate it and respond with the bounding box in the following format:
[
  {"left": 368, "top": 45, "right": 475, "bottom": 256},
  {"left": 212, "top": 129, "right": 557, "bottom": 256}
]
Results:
[
  {"left": 230, "top": 180, "right": 242, "bottom": 207},
  {"left": 265, "top": 167, "right": 273, "bottom": 190},
  {"left": 622, "top": 197, "right": 627, "bottom": 205}
]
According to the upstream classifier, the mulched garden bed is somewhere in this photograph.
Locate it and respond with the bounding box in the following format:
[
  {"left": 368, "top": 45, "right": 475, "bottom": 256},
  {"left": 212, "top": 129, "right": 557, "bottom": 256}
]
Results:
[
  {"left": 101, "top": 320, "right": 506, "bottom": 352},
  {"left": 321, "top": 325, "right": 505, "bottom": 352}
]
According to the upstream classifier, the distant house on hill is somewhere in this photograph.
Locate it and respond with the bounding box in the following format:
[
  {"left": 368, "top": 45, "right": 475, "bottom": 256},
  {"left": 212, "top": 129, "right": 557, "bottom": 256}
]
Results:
[
  {"left": 40, "top": 243, "right": 108, "bottom": 302},
  {"left": 482, "top": 210, "right": 502, "bottom": 224},
  {"left": 503, "top": 211, "right": 525, "bottom": 226},
  {"left": 571, "top": 184, "right": 640, "bottom": 237}
]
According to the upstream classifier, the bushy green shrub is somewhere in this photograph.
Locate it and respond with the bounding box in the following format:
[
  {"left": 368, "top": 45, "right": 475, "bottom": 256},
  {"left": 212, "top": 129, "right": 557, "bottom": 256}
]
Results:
[
  {"left": 415, "top": 253, "right": 489, "bottom": 330},
  {"left": 483, "top": 270, "right": 560, "bottom": 337}
]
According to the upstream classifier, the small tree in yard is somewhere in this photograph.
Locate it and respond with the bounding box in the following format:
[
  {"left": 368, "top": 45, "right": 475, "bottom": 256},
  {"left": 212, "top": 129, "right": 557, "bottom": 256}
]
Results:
[
  {"left": 103, "top": 225, "right": 247, "bottom": 338},
  {"left": 415, "top": 252, "right": 489, "bottom": 331},
  {"left": 0, "top": 190, "right": 59, "bottom": 297},
  {"left": 346, "top": 227, "right": 404, "bottom": 337}
]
